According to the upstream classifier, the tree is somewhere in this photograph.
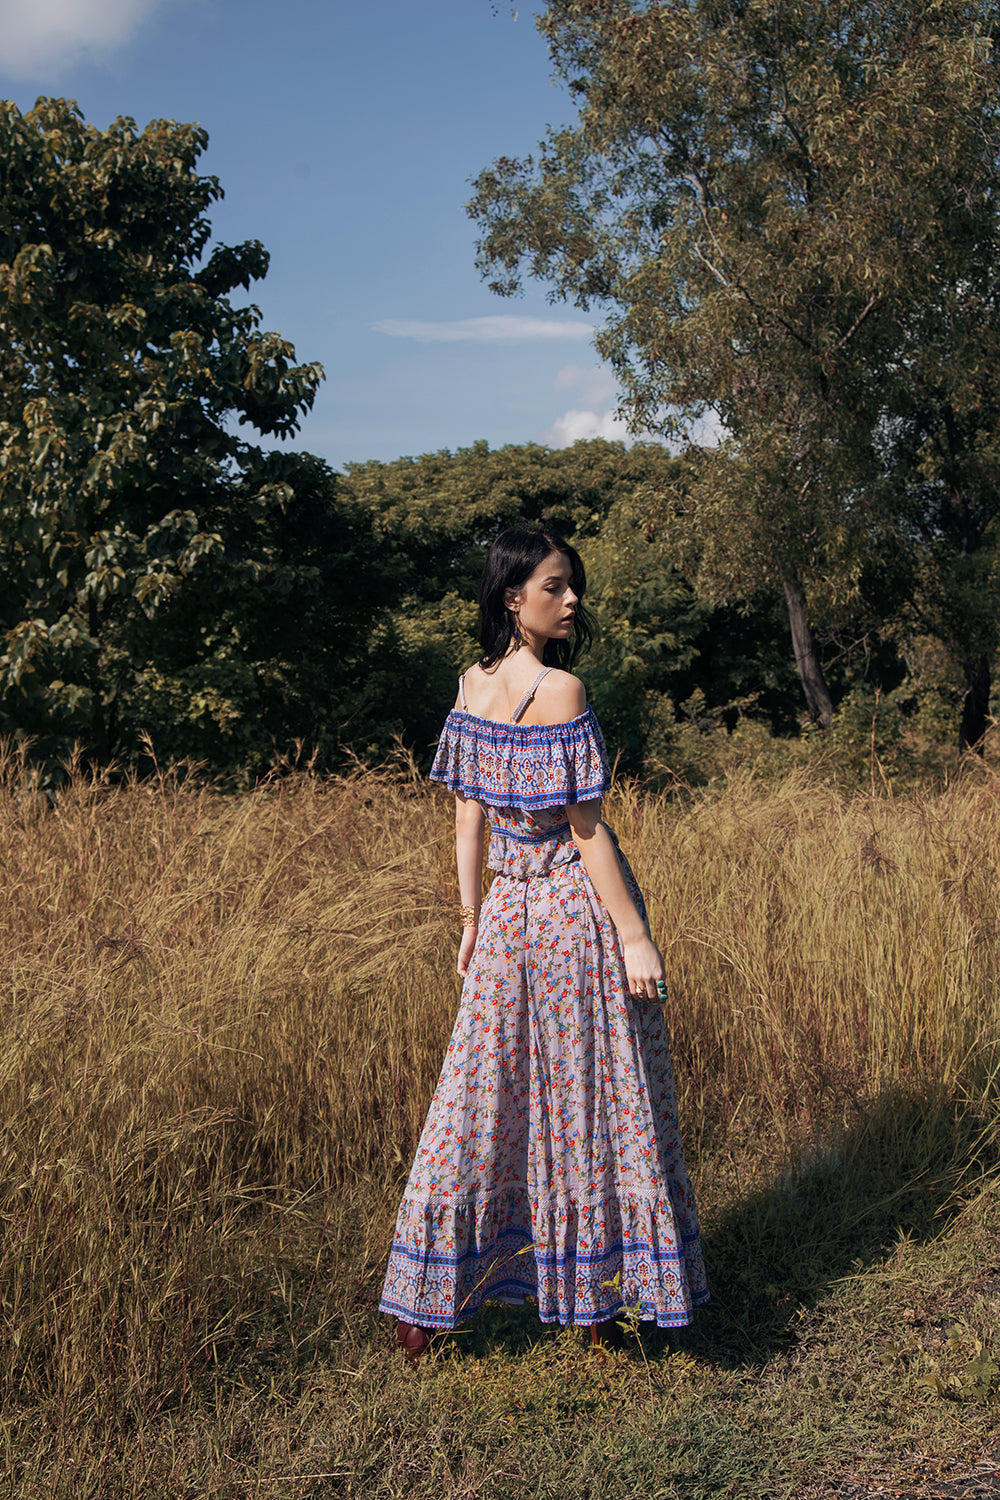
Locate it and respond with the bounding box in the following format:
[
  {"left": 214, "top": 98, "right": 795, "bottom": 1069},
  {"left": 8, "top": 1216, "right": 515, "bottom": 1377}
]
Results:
[
  {"left": 0, "top": 98, "right": 328, "bottom": 771},
  {"left": 875, "top": 257, "right": 1000, "bottom": 751},
  {"left": 338, "top": 437, "right": 805, "bottom": 770},
  {"left": 112, "top": 449, "right": 383, "bottom": 778},
  {"left": 338, "top": 438, "right": 711, "bottom": 760},
  {"left": 340, "top": 436, "right": 645, "bottom": 598},
  {"left": 469, "top": 0, "right": 1000, "bottom": 746}
]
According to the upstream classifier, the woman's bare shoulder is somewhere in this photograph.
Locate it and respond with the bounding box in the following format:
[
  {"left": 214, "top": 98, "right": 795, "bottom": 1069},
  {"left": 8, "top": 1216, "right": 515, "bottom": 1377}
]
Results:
[
  {"left": 529, "top": 669, "right": 587, "bottom": 726},
  {"left": 452, "top": 661, "right": 485, "bottom": 710}
]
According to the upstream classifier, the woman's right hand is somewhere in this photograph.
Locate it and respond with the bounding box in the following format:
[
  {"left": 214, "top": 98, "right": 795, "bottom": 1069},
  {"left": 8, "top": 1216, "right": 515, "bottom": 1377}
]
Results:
[
  {"left": 457, "top": 925, "right": 478, "bottom": 977},
  {"left": 622, "top": 932, "right": 665, "bottom": 1000}
]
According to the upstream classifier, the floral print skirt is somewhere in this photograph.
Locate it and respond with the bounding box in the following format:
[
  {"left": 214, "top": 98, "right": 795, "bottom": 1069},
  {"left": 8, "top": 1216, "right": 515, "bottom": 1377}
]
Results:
[{"left": 379, "top": 857, "right": 709, "bottom": 1330}]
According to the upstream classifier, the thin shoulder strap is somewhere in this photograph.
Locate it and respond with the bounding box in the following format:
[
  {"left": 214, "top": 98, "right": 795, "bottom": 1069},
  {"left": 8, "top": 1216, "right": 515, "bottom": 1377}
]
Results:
[
  {"left": 510, "top": 667, "right": 552, "bottom": 723},
  {"left": 458, "top": 673, "right": 468, "bottom": 710}
]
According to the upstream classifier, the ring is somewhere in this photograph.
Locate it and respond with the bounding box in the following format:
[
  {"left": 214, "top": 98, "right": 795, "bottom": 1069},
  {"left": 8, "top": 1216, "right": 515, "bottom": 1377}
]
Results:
[{"left": 655, "top": 980, "right": 668, "bottom": 1000}]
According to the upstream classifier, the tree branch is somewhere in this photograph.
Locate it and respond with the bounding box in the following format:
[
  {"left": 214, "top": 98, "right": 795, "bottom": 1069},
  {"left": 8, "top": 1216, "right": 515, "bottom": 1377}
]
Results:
[{"left": 827, "top": 292, "right": 882, "bottom": 359}]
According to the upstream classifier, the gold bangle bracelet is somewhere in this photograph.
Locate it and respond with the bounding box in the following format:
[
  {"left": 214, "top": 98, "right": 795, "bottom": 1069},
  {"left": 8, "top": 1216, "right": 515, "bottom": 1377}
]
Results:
[{"left": 459, "top": 904, "right": 478, "bottom": 928}]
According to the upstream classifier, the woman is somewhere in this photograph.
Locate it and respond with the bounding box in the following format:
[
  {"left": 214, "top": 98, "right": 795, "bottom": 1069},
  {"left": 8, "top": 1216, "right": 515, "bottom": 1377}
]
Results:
[{"left": 380, "top": 527, "right": 708, "bottom": 1358}]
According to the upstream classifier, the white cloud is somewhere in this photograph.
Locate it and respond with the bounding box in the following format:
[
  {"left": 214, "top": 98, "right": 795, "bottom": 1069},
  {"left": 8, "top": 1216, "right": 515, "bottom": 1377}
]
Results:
[
  {"left": 539, "top": 407, "right": 633, "bottom": 446},
  {"left": 371, "top": 315, "right": 594, "bottom": 344},
  {"left": 541, "top": 364, "right": 727, "bottom": 450},
  {"left": 0, "top": 0, "right": 163, "bottom": 73},
  {"left": 539, "top": 362, "right": 633, "bottom": 447},
  {"left": 552, "top": 362, "right": 617, "bottom": 407}
]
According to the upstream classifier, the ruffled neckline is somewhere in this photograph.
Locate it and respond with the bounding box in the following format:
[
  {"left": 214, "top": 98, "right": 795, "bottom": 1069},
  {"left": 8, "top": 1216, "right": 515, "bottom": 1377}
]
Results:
[
  {"left": 447, "top": 707, "right": 593, "bottom": 732},
  {"left": 429, "top": 704, "right": 611, "bottom": 810}
]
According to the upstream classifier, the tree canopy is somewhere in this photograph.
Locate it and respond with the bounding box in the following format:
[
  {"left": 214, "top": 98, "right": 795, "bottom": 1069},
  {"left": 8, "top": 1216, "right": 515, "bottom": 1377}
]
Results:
[
  {"left": 337, "top": 438, "right": 697, "bottom": 757},
  {"left": 470, "top": 0, "right": 1000, "bottom": 747},
  {"left": 336, "top": 438, "right": 806, "bottom": 771},
  {"left": 1, "top": 84, "right": 987, "bottom": 784},
  {"left": 0, "top": 98, "right": 331, "bottom": 772}
]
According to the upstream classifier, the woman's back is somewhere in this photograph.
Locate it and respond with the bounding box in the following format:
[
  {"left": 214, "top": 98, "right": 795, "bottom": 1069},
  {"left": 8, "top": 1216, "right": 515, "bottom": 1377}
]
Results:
[
  {"left": 434, "top": 672, "right": 612, "bottom": 879},
  {"left": 458, "top": 659, "right": 585, "bottom": 727}
]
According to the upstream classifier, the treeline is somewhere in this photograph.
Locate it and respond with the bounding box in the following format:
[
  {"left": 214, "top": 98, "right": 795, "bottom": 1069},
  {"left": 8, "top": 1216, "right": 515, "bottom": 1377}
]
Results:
[
  {"left": 0, "top": 89, "right": 992, "bottom": 785},
  {"left": 334, "top": 438, "right": 905, "bottom": 775}
]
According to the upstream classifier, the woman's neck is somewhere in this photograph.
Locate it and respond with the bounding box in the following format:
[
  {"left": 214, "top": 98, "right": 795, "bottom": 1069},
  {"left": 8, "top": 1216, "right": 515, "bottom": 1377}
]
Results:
[{"left": 510, "top": 632, "right": 548, "bottom": 662}]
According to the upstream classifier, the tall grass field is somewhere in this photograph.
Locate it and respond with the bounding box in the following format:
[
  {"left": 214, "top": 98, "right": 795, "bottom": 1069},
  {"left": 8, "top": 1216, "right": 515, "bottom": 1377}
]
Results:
[{"left": 2, "top": 742, "right": 999, "bottom": 1498}]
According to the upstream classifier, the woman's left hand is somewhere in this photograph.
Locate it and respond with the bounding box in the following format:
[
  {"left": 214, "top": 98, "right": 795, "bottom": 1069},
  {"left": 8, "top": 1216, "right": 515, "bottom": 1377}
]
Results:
[{"left": 457, "top": 925, "right": 478, "bottom": 977}]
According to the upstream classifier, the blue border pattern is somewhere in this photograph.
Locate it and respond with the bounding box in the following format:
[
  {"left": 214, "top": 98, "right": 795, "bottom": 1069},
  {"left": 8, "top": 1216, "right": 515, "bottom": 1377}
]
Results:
[
  {"left": 380, "top": 1188, "right": 710, "bottom": 1330},
  {"left": 429, "top": 705, "right": 611, "bottom": 809},
  {"left": 489, "top": 820, "right": 571, "bottom": 845}
]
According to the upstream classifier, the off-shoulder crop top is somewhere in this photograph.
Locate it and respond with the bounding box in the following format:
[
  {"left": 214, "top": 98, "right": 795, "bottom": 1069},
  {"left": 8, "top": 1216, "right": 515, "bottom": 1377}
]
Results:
[
  {"left": 428, "top": 671, "right": 614, "bottom": 879},
  {"left": 429, "top": 703, "right": 611, "bottom": 811}
]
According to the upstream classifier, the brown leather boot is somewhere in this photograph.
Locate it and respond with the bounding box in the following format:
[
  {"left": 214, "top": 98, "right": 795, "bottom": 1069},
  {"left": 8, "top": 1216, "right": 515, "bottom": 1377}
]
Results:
[{"left": 394, "top": 1320, "right": 432, "bottom": 1362}]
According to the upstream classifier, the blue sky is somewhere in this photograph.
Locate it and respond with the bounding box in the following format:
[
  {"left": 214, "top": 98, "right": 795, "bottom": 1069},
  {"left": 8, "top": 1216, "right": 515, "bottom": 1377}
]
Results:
[{"left": 0, "top": 0, "right": 634, "bottom": 470}]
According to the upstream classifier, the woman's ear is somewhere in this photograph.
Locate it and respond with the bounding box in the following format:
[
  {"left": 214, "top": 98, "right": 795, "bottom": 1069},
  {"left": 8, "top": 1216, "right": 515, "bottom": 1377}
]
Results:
[{"left": 504, "top": 587, "right": 519, "bottom": 609}]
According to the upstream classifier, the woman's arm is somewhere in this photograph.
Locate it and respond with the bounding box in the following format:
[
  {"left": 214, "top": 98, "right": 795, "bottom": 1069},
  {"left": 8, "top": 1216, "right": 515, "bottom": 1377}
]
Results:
[
  {"left": 565, "top": 799, "right": 665, "bottom": 999},
  {"left": 454, "top": 791, "right": 486, "bottom": 976}
]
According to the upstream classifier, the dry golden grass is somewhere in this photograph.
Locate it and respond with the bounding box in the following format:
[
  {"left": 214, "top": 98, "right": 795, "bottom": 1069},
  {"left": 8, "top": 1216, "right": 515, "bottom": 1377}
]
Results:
[
  {"left": 0, "top": 745, "right": 458, "bottom": 1436},
  {"left": 627, "top": 766, "right": 1000, "bottom": 1112},
  {"left": 1, "top": 742, "right": 999, "bottom": 1496}
]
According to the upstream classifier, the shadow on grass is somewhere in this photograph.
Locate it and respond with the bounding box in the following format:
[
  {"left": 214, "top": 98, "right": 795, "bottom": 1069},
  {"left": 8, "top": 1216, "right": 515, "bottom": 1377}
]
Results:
[
  {"left": 437, "top": 1302, "right": 685, "bottom": 1367},
  {"left": 198, "top": 1084, "right": 999, "bottom": 1388},
  {"left": 683, "top": 1082, "right": 1000, "bottom": 1370},
  {"left": 417, "top": 1083, "right": 1000, "bottom": 1371}
]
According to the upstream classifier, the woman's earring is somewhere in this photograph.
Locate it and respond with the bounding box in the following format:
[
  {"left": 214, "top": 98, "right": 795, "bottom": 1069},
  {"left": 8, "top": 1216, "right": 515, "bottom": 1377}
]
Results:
[{"left": 511, "top": 613, "right": 521, "bottom": 650}]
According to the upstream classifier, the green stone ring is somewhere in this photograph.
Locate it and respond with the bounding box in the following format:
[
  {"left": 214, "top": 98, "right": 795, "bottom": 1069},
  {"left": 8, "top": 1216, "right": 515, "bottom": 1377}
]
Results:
[{"left": 655, "top": 980, "right": 668, "bottom": 1000}]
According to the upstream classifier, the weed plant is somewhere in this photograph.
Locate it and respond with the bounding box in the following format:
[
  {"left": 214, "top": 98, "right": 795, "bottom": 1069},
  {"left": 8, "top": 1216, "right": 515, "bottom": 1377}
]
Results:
[{"left": 1, "top": 741, "right": 999, "bottom": 1497}]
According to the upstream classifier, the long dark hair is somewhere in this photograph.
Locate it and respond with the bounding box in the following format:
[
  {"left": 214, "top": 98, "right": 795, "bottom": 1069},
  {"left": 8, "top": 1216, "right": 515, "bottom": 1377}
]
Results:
[{"left": 478, "top": 527, "right": 594, "bottom": 670}]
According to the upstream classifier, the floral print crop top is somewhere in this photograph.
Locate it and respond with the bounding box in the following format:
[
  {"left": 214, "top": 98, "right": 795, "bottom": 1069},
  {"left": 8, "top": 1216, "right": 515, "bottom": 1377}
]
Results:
[{"left": 429, "top": 705, "right": 613, "bottom": 879}]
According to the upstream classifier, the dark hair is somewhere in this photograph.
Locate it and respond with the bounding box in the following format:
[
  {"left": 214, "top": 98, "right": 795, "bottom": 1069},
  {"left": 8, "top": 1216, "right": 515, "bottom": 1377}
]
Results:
[{"left": 478, "top": 527, "right": 594, "bottom": 670}]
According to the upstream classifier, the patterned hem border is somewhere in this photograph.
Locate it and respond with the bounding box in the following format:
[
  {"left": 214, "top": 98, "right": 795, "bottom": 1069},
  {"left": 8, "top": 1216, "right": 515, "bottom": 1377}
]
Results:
[
  {"left": 379, "top": 1286, "right": 710, "bottom": 1332},
  {"left": 379, "top": 1277, "right": 538, "bottom": 1330},
  {"left": 429, "top": 778, "right": 611, "bottom": 811},
  {"left": 386, "top": 1233, "right": 703, "bottom": 1270}
]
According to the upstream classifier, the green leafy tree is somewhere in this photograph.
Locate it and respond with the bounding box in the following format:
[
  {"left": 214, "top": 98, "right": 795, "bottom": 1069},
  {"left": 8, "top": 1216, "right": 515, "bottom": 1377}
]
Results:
[
  {"left": 470, "top": 0, "right": 1000, "bottom": 748},
  {"left": 0, "top": 98, "right": 329, "bottom": 770},
  {"left": 115, "top": 450, "right": 383, "bottom": 778},
  {"left": 339, "top": 438, "right": 708, "bottom": 759},
  {"left": 875, "top": 313, "right": 1000, "bottom": 752},
  {"left": 341, "top": 436, "right": 646, "bottom": 598},
  {"left": 340, "top": 437, "right": 805, "bottom": 769},
  {"left": 582, "top": 487, "right": 809, "bottom": 773},
  {"left": 339, "top": 438, "right": 640, "bottom": 757}
]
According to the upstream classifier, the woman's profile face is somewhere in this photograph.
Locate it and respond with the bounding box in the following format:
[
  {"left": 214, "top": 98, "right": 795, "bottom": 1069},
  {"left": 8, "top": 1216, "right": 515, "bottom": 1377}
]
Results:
[{"left": 507, "top": 549, "right": 579, "bottom": 647}]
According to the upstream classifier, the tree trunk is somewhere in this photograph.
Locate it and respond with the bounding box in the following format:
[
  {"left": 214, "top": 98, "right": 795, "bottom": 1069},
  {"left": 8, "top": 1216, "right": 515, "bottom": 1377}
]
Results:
[
  {"left": 782, "top": 571, "right": 834, "bottom": 729},
  {"left": 959, "top": 654, "right": 990, "bottom": 755}
]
